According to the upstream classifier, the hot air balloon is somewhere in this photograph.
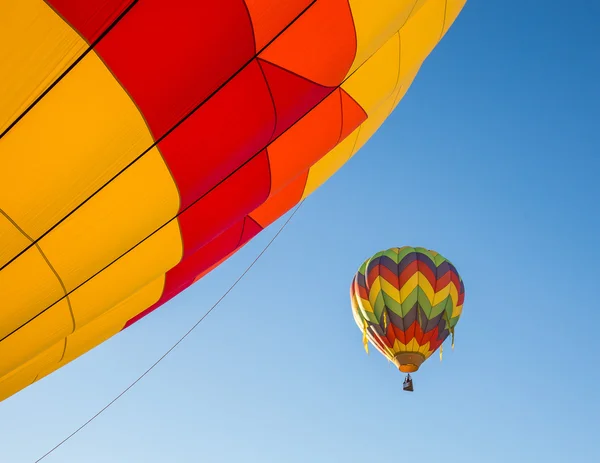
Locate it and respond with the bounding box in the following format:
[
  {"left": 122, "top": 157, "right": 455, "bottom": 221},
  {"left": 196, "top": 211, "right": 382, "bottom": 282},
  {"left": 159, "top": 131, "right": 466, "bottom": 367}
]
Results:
[
  {"left": 350, "top": 247, "right": 465, "bottom": 391},
  {"left": 0, "top": 0, "right": 466, "bottom": 402}
]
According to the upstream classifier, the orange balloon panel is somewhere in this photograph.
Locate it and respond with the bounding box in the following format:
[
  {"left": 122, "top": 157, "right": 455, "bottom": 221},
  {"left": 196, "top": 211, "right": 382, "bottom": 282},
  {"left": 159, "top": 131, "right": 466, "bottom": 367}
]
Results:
[{"left": 0, "top": 0, "right": 466, "bottom": 401}]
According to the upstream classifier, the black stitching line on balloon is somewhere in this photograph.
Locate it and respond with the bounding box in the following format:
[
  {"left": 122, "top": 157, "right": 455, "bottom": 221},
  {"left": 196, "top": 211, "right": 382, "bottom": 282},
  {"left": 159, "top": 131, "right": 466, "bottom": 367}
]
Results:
[
  {"left": 0, "top": 0, "right": 139, "bottom": 141},
  {"left": 0, "top": 0, "right": 318, "bottom": 275},
  {"left": 1, "top": 4, "right": 416, "bottom": 343}
]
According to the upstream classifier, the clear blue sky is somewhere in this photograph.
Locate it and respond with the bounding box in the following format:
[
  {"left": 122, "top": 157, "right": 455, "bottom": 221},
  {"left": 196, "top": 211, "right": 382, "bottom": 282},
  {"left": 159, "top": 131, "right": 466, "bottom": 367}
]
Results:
[{"left": 2, "top": 1, "right": 599, "bottom": 462}]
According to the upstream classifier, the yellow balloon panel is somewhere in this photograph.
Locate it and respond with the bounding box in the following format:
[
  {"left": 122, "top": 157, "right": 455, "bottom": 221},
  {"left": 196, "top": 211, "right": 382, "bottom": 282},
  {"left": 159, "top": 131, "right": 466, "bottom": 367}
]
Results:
[
  {"left": 346, "top": 0, "right": 428, "bottom": 75},
  {"left": 0, "top": 343, "right": 64, "bottom": 403},
  {"left": 342, "top": 32, "right": 400, "bottom": 113},
  {"left": 0, "top": 213, "right": 31, "bottom": 268},
  {"left": 398, "top": 0, "right": 447, "bottom": 79},
  {"left": 0, "top": 0, "right": 466, "bottom": 402},
  {"left": 0, "top": 299, "right": 72, "bottom": 378},
  {"left": 0, "top": 0, "right": 87, "bottom": 133},
  {"left": 0, "top": 52, "right": 154, "bottom": 242},
  {"left": 0, "top": 246, "right": 65, "bottom": 339},
  {"left": 62, "top": 277, "right": 166, "bottom": 365},
  {"left": 69, "top": 221, "right": 182, "bottom": 328},
  {"left": 38, "top": 147, "right": 180, "bottom": 292}
]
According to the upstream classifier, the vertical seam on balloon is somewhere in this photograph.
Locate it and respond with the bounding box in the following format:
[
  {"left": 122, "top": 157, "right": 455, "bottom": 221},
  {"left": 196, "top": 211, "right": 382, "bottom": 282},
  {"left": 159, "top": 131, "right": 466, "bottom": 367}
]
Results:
[
  {"left": 415, "top": 253, "right": 425, "bottom": 349},
  {"left": 345, "top": 126, "right": 362, "bottom": 161},
  {"left": 387, "top": 32, "right": 404, "bottom": 118},
  {"left": 59, "top": 337, "right": 69, "bottom": 364},
  {"left": 0, "top": 1, "right": 318, "bottom": 276},
  {"left": 384, "top": 0, "right": 420, "bottom": 119},
  {"left": 395, "top": 247, "right": 403, "bottom": 353},
  {"left": 263, "top": 149, "right": 274, "bottom": 202},
  {"left": 90, "top": 48, "right": 186, "bottom": 263},
  {"left": 298, "top": 170, "right": 310, "bottom": 200},
  {"left": 404, "top": 0, "right": 422, "bottom": 31},
  {"left": 34, "top": 243, "right": 76, "bottom": 334},
  {"left": 335, "top": 89, "right": 345, "bottom": 145},
  {"left": 0, "top": 10, "right": 423, "bottom": 344},
  {"left": 256, "top": 60, "right": 279, "bottom": 144},
  {"left": 391, "top": 32, "right": 403, "bottom": 95},
  {"left": 241, "top": 0, "right": 258, "bottom": 55},
  {"left": 236, "top": 218, "right": 248, "bottom": 248},
  {"left": 420, "top": 252, "right": 431, "bottom": 324},
  {"left": 119, "top": 274, "right": 168, "bottom": 332},
  {"left": 439, "top": 0, "right": 449, "bottom": 40},
  {"left": 379, "top": 258, "right": 392, "bottom": 349},
  {"left": 344, "top": 0, "right": 359, "bottom": 67},
  {"left": 0, "top": 208, "right": 34, "bottom": 242},
  {"left": 0, "top": 1, "right": 139, "bottom": 141},
  {"left": 423, "top": 253, "right": 434, "bottom": 337},
  {"left": 257, "top": 58, "right": 336, "bottom": 93},
  {"left": 339, "top": 0, "right": 421, "bottom": 90}
]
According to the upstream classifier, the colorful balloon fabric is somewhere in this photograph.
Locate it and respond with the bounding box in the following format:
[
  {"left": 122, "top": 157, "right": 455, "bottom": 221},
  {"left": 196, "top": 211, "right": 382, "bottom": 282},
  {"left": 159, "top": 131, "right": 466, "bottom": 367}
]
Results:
[
  {"left": 350, "top": 247, "right": 465, "bottom": 373},
  {"left": 0, "top": 0, "right": 466, "bottom": 401}
]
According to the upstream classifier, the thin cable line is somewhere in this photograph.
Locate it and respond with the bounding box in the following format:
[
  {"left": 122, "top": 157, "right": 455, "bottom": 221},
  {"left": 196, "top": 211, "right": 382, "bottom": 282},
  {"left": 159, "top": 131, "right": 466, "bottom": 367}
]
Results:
[{"left": 34, "top": 200, "right": 304, "bottom": 463}]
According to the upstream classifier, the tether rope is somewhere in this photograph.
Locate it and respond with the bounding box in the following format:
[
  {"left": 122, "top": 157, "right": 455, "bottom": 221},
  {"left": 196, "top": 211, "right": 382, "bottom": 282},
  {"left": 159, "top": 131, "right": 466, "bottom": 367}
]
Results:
[{"left": 34, "top": 200, "right": 304, "bottom": 462}]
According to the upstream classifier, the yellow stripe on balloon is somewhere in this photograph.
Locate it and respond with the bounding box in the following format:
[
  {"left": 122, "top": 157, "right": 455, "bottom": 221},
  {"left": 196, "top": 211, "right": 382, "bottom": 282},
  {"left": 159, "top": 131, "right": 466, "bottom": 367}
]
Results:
[
  {"left": 406, "top": 338, "right": 419, "bottom": 353},
  {"left": 453, "top": 303, "right": 463, "bottom": 318},
  {"left": 367, "top": 277, "right": 382, "bottom": 310},
  {"left": 377, "top": 276, "right": 402, "bottom": 305},
  {"left": 69, "top": 221, "right": 182, "bottom": 328},
  {"left": 0, "top": 342, "right": 64, "bottom": 403},
  {"left": 44, "top": 276, "right": 167, "bottom": 374},
  {"left": 399, "top": 272, "right": 420, "bottom": 302},
  {"left": 357, "top": 297, "right": 375, "bottom": 322},
  {"left": 302, "top": 0, "right": 445, "bottom": 196},
  {"left": 0, "top": 275, "right": 167, "bottom": 398},
  {"left": 0, "top": 246, "right": 65, "bottom": 339},
  {"left": 301, "top": 128, "right": 359, "bottom": 198},
  {"left": 392, "top": 338, "right": 403, "bottom": 354},
  {"left": 0, "top": 215, "right": 31, "bottom": 268},
  {"left": 397, "top": 0, "right": 447, "bottom": 80},
  {"left": 0, "top": 0, "right": 88, "bottom": 132},
  {"left": 38, "top": 147, "right": 180, "bottom": 292},
  {"left": 418, "top": 342, "right": 431, "bottom": 355},
  {"left": 0, "top": 220, "right": 182, "bottom": 382},
  {"left": 0, "top": 51, "right": 156, "bottom": 241},
  {"left": 0, "top": 299, "right": 71, "bottom": 378},
  {"left": 342, "top": 32, "right": 400, "bottom": 113},
  {"left": 442, "top": 0, "right": 467, "bottom": 37},
  {"left": 346, "top": 0, "right": 426, "bottom": 76}
]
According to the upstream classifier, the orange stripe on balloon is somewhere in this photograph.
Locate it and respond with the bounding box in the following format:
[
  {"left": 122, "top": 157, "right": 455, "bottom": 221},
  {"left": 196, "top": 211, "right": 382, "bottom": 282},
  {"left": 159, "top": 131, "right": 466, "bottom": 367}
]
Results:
[
  {"left": 250, "top": 172, "right": 307, "bottom": 228},
  {"left": 267, "top": 90, "right": 342, "bottom": 195},
  {"left": 244, "top": 0, "right": 314, "bottom": 51},
  {"left": 339, "top": 90, "right": 368, "bottom": 140},
  {"left": 259, "top": 0, "right": 357, "bottom": 87}
]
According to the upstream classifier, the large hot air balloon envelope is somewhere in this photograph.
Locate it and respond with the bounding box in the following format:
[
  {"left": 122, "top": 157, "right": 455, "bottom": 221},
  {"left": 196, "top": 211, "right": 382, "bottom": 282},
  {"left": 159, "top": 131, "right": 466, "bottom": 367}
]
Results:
[
  {"left": 0, "top": 0, "right": 466, "bottom": 401},
  {"left": 350, "top": 246, "right": 465, "bottom": 380}
]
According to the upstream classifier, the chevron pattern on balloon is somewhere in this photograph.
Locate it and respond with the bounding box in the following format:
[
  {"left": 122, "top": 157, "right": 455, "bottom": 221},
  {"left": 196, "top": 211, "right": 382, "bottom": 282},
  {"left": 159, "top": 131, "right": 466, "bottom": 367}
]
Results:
[{"left": 350, "top": 247, "right": 465, "bottom": 367}]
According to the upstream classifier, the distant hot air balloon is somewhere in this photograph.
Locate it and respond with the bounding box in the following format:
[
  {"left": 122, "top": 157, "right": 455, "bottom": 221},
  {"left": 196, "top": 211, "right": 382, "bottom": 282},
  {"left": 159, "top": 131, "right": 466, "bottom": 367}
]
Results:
[
  {"left": 350, "top": 246, "right": 465, "bottom": 391},
  {"left": 0, "top": 0, "right": 466, "bottom": 401}
]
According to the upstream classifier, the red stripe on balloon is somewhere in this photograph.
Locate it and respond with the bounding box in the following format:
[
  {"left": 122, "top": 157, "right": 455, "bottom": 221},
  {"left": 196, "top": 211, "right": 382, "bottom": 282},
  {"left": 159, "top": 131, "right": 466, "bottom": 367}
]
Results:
[
  {"left": 158, "top": 61, "right": 276, "bottom": 211},
  {"left": 47, "top": 0, "right": 134, "bottom": 42},
  {"left": 93, "top": 0, "right": 256, "bottom": 140},
  {"left": 123, "top": 216, "right": 263, "bottom": 329}
]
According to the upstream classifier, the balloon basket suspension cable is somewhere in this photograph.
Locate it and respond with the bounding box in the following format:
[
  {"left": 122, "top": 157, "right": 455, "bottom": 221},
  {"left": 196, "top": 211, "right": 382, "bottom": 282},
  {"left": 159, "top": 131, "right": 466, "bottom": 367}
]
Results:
[{"left": 33, "top": 201, "right": 305, "bottom": 463}]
